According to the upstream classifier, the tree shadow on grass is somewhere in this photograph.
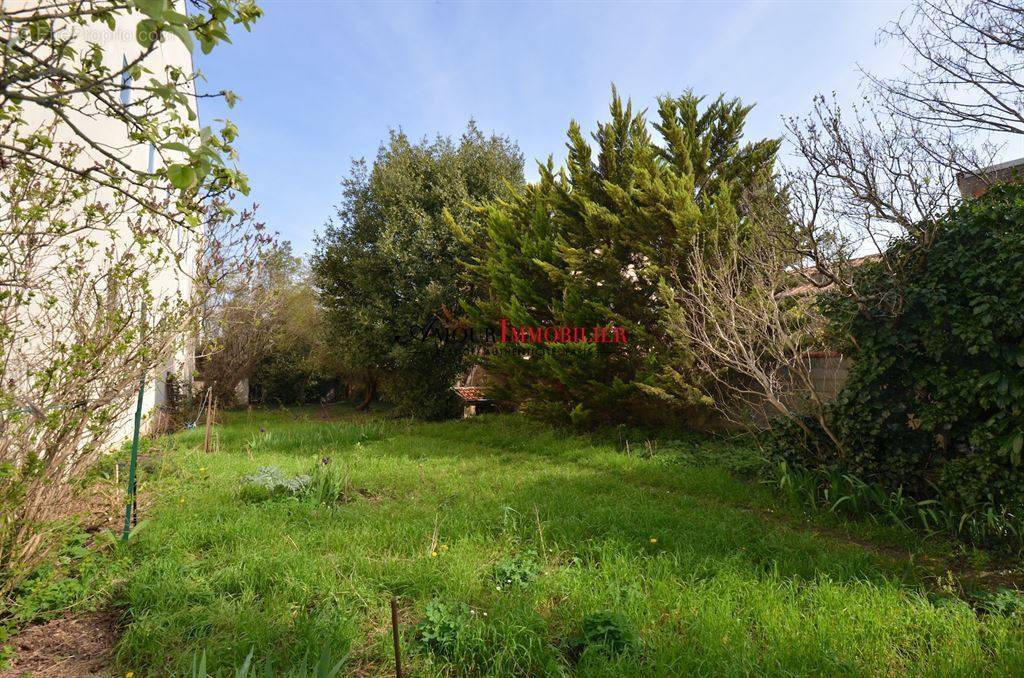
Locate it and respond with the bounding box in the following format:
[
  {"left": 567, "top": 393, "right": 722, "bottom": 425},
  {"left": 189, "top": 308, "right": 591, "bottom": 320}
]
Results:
[{"left": 353, "top": 417, "right": 924, "bottom": 587}]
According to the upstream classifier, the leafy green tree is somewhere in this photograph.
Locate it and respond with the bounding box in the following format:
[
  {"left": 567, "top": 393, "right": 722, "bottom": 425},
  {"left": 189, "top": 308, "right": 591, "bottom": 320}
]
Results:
[
  {"left": 313, "top": 123, "right": 523, "bottom": 419},
  {"left": 460, "top": 89, "right": 779, "bottom": 426}
]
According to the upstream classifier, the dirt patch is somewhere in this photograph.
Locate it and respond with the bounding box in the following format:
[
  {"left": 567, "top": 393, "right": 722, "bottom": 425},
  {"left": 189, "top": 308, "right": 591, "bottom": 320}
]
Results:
[{"left": 0, "top": 611, "right": 119, "bottom": 677}]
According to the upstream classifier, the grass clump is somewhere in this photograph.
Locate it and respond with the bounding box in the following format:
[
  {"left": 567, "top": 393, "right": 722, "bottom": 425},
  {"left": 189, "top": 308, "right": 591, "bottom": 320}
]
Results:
[
  {"left": 191, "top": 644, "right": 348, "bottom": 678},
  {"left": 302, "top": 459, "right": 348, "bottom": 506}
]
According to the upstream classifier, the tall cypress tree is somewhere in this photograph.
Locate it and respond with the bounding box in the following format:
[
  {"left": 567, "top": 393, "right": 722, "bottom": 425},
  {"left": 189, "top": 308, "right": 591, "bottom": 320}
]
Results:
[{"left": 460, "top": 88, "right": 779, "bottom": 426}]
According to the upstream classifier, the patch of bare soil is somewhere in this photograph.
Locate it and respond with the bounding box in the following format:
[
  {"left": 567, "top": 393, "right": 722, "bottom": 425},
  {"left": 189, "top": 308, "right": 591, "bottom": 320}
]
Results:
[{"left": 0, "top": 611, "right": 118, "bottom": 677}]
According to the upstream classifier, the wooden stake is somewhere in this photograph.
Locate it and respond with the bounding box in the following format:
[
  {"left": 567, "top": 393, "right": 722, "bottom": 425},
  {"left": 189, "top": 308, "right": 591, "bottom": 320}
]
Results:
[
  {"left": 534, "top": 504, "right": 546, "bottom": 554},
  {"left": 390, "top": 595, "right": 403, "bottom": 678},
  {"left": 203, "top": 388, "right": 213, "bottom": 454}
]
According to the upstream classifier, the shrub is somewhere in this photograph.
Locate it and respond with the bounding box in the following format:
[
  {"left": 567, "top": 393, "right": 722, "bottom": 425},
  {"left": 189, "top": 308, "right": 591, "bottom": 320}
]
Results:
[{"left": 567, "top": 611, "right": 640, "bottom": 658}]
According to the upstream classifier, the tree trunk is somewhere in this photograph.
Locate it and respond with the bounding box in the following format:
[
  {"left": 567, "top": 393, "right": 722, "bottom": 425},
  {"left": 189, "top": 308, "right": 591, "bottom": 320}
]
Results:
[{"left": 355, "top": 373, "right": 376, "bottom": 412}]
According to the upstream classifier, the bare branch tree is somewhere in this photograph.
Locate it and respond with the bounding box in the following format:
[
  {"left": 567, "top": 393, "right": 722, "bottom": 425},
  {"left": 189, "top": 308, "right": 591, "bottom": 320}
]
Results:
[
  {"left": 197, "top": 237, "right": 294, "bottom": 407},
  {"left": 668, "top": 203, "right": 845, "bottom": 454},
  {"left": 777, "top": 0, "right": 1020, "bottom": 319},
  {"left": 870, "top": 0, "right": 1024, "bottom": 137},
  {"left": 684, "top": 0, "right": 1020, "bottom": 435}
]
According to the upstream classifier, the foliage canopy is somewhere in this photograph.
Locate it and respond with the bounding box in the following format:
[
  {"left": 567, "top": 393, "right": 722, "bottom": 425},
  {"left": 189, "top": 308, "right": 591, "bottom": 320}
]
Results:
[
  {"left": 460, "top": 88, "right": 780, "bottom": 426},
  {"left": 313, "top": 122, "right": 523, "bottom": 419}
]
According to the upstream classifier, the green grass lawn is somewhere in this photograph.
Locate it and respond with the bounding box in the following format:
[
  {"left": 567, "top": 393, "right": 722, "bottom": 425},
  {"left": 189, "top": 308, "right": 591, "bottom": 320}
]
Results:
[{"left": 101, "top": 407, "right": 1024, "bottom": 676}]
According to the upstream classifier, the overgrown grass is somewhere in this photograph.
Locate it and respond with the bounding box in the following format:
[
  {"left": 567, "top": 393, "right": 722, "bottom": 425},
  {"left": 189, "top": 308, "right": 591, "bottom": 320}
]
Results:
[
  {"left": 20, "top": 407, "right": 1024, "bottom": 675},
  {"left": 770, "top": 459, "right": 1024, "bottom": 554}
]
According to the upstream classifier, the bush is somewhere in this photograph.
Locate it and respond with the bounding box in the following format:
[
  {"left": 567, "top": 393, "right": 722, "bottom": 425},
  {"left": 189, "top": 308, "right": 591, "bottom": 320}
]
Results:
[
  {"left": 772, "top": 185, "right": 1024, "bottom": 544},
  {"left": 251, "top": 351, "right": 333, "bottom": 407},
  {"left": 567, "top": 611, "right": 640, "bottom": 658}
]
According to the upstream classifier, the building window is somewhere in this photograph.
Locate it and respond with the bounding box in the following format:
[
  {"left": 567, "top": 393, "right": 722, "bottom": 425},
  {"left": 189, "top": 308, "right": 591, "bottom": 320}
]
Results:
[{"left": 120, "top": 55, "right": 132, "bottom": 106}]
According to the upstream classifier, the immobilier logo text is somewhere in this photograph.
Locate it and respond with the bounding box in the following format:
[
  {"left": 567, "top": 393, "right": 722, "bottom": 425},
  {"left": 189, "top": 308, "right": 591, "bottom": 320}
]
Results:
[
  {"left": 498, "top": 319, "right": 628, "bottom": 344},
  {"left": 398, "top": 317, "right": 629, "bottom": 346}
]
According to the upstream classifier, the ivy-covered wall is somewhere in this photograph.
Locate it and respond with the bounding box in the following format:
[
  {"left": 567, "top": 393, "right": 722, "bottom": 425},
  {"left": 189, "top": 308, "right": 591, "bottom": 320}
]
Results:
[{"left": 777, "top": 184, "right": 1024, "bottom": 510}]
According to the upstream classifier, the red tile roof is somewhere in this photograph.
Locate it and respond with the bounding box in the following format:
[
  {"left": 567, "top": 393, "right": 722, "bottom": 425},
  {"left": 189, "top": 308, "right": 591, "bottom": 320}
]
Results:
[{"left": 453, "top": 386, "right": 490, "bottom": 402}]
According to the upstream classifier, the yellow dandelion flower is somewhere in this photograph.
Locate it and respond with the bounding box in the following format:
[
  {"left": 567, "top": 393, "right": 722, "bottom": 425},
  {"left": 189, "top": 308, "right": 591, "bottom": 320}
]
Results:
[
  {"left": 431, "top": 551, "right": 438, "bottom": 557},
  {"left": 649, "top": 537, "right": 657, "bottom": 544},
  {"left": 199, "top": 467, "right": 206, "bottom": 473},
  {"left": 126, "top": 672, "right": 135, "bottom": 678}
]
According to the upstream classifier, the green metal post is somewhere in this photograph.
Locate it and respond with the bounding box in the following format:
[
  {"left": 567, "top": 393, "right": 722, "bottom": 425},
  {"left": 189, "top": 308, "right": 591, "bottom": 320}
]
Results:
[{"left": 122, "top": 372, "right": 146, "bottom": 541}]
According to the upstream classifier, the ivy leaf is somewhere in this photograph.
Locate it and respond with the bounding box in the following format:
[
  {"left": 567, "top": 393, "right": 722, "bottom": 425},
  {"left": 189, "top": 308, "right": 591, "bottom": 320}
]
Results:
[{"left": 167, "top": 164, "right": 197, "bottom": 190}]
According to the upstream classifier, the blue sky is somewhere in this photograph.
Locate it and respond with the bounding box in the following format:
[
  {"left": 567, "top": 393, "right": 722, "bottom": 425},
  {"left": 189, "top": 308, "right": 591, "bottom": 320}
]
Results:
[{"left": 196, "top": 1, "right": 911, "bottom": 255}]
